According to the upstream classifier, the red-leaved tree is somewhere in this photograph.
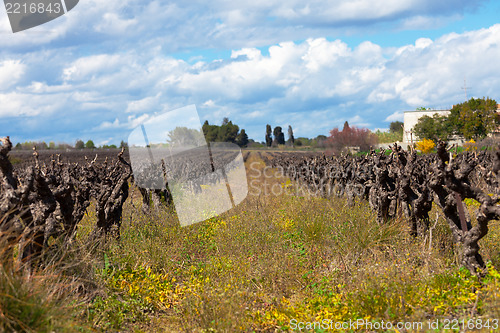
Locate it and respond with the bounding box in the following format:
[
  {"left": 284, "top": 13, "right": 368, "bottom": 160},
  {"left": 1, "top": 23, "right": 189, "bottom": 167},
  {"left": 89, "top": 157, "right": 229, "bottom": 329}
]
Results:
[{"left": 326, "top": 121, "right": 378, "bottom": 154}]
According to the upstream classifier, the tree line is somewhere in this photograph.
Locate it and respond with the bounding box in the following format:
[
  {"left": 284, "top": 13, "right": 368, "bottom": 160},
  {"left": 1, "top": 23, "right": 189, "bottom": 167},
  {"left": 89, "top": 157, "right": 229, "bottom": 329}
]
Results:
[
  {"left": 202, "top": 117, "right": 249, "bottom": 147},
  {"left": 413, "top": 97, "right": 499, "bottom": 141},
  {"left": 14, "top": 139, "right": 129, "bottom": 150},
  {"left": 15, "top": 97, "right": 496, "bottom": 152},
  {"left": 264, "top": 124, "right": 295, "bottom": 147},
  {"left": 12, "top": 117, "right": 251, "bottom": 150},
  {"left": 264, "top": 121, "right": 404, "bottom": 152}
]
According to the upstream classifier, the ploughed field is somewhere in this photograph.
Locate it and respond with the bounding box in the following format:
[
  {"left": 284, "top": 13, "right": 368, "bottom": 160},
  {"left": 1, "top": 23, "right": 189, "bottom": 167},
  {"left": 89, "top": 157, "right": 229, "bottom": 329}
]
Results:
[
  {"left": 1, "top": 138, "right": 500, "bottom": 332},
  {"left": 9, "top": 147, "right": 127, "bottom": 167}
]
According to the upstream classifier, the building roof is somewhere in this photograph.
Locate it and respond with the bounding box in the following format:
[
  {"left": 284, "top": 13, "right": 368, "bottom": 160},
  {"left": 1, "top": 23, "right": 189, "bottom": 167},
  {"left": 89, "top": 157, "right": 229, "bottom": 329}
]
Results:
[{"left": 403, "top": 109, "right": 449, "bottom": 113}]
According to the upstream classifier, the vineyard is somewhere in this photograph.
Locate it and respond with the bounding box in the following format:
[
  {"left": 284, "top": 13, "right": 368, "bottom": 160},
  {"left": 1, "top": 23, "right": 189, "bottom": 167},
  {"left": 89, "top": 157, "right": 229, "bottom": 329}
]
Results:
[
  {"left": 264, "top": 142, "right": 500, "bottom": 274},
  {"left": 1, "top": 136, "right": 500, "bottom": 331},
  {"left": 1, "top": 136, "right": 132, "bottom": 264}
]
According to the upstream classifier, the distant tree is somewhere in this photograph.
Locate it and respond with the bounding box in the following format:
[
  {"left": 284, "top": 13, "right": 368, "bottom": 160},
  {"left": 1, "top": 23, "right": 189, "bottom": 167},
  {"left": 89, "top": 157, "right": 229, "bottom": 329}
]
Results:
[
  {"left": 119, "top": 140, "right": 128, "bottom": 149},
  {"left": 202, "top": 120, "right": 219, "bottom": 143},
  {"left": 203, "top": 119, "right": 248, "bottom": 145},
  {"left": 85, "top": 140, "right": 96, "bottom": 149},
  {"left": 272, "top": 126, "right": 285, "bottom": 146},
  {"left": 287, "top": 125, "right": 295, "bottom": 146},
  {"left": 58, "top": 143, "right": 73, "bottom": 150},
  {"left": 75, "top": 140, "right": 84, "bottom": 149},
  {"left": 389, "top": 121, "right": 404, "bottom": 133},
  {"left": 413, "top": 114, "right": 453, "bottom": 142},
  {"left": 235, "top": 129, "right": 249, "bottom": 147},
  {"left": 102, "top": 144, "right": 117, "bottom": 149},
  {"left": 312, "top": 135, "right": 328, "bottom": 148},
  {"left": 16, "top": 141, "right": 44, "bottom": 150},
  {"left": 167, "top": 127, "right": 205, "bottom": 147},
  {"left": 326, "top": 121, "right": 377, "bottom": 153},
  {"left": 265, "top": 124, "right": 273, "bottom": 147},
  {"left": 448, "top": 97, "right": 499, "bottom": 140},
  {"left": 343, "top": 121, "right": 349, "bottom": 131},
  {"left": 217, "top": 120, "right": 239, "bottom": 143},
  {"left": 375, "top": 129, "right": 403, "bottom": 143},
  {"left": 295, "top": 137, "right": 311, "bottom": 146},
  {"left": 15, "top": 142, "right": 22, "bottom": 150},
  {"left": 20, "top": 142, "right": 31, "bottom": 150},
  {"left": 247, "top": 140, "right": 265, "bottom": 148},
  {"left": 23, "top": 141, "right": 48, "bottom": 150},
  {"left": 48, "top": 141, "right": 56, "bottom": 149}
]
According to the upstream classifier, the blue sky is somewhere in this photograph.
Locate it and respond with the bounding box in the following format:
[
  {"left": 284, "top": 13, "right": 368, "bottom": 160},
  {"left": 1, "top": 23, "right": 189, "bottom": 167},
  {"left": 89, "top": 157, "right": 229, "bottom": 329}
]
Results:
[{"left": 1, "top": 0, "right": 500, "bottom": 145}]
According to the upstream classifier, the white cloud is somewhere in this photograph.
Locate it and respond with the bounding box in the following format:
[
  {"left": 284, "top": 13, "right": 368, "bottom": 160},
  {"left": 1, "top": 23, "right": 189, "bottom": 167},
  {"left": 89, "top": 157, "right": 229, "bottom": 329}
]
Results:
[
  {"left": 0, "top": 91, "right": 67, "bottom": 117},
  {"left": 127, "top": 114, "right": 150, "bottom": 129},
  {"left": 0, "top": 60, "right": 25, "bottom": 90},
  {"left": 126, "top": 93, "right": 162, "bottom": 113},
  {"left": 202, "top": 99, "right": 215, "bottom": 107},
  {"left": 377, "top": 24, "right": 500, "bottom": 107},
  {"left": 98, "top": 118, "right": 121, "bottom": 129},
  {"left": 415, "top": 38, "right": 433, "bottom": 49},
  {"left": 63, "top": 54, "right": 125, "bottom": 81},
  {"left": 302, "top": 38, "right": 349, "bottom": 71},
  {"left": 231, "top": 48, "right": 262, "bottom": 60},
  {"left": 95, "top": 13, "right": 138, "bottom": 35},
  {"left": 385, "top": 112, "right": 404, "bottom": 122},
  {"left": 2, "top": 21, "right": 500, "bottom": 142},
  {"left": 246, "top": 110, "right": 264, "bottom": 119},
  {"left": 348, "top": 115, "right": 370, "bottom": 128},
  {"left": 0, "top": 0, "right": 487, "bottom": 52},
  {"left": 24, "top": 82, "right": 72, "bottom": 94},
  {"left": 400, "top": 14, "right": 461, "bottom": 31}
]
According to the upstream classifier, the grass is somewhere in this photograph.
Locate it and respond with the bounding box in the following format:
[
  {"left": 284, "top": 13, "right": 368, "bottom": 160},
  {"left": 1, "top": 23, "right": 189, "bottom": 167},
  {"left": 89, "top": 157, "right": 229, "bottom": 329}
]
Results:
[
  {"left": 0, "top": 233, "right": 97, "bottom": 332},
  {"left": 1, "top": 151, "right": 500, "bottom": 332}
]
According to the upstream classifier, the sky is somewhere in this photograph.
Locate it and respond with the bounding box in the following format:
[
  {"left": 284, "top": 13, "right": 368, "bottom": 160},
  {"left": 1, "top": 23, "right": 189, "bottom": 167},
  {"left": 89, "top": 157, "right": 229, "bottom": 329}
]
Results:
[{"left": 1, "top": 0, "right": 500, "bottom": 145}]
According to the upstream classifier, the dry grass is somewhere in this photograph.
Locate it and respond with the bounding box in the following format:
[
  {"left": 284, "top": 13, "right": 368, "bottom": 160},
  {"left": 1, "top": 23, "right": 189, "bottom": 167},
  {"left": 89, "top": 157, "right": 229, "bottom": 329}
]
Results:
[
  {"left": 0, "top": 228, "right": 99, "bottom": 332},
  {"left": 2, "top": 151, "right": 499, "bottom": 332}
]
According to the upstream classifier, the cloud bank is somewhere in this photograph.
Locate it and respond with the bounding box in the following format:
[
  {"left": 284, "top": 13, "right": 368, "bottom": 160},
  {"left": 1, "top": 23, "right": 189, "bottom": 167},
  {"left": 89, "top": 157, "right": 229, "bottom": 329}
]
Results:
[{"left": 0, "top": 0, "right": 497, "bottom": 144}]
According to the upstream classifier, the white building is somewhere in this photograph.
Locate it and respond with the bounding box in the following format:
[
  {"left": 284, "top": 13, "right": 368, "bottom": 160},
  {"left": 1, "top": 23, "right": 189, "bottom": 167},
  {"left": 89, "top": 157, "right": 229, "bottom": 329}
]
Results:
[
  {"left": 401, "top": 104, "right": 500, "bottom": 145},
  {"left": 402, "top": 109, "right": 450, "bottom": 144}
]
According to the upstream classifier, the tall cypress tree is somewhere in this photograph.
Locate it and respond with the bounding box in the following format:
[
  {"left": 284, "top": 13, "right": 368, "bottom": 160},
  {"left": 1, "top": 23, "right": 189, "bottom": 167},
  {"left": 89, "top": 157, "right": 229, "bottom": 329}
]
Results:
[
  {"left": 287, "top": 125, "right": 295, "bottom": 146},
  {"left": 265, "top": 124, "right": 273, "bottom": 147},
  {"left": 235, "top": 129, "right": 249, "bottom": 147},
  {"left": 273, "top": 126, "right": 285, "bottom": 146}
]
